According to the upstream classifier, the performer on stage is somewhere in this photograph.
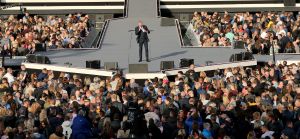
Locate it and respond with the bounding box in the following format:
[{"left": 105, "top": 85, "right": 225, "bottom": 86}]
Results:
[{"left": 135, "top": 20, "right": 150, "bottom": 62}]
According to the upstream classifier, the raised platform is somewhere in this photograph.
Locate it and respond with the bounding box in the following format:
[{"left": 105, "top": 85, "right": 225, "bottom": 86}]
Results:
[{"left": 22, "top": 0, "right": 255, "bottom": 79}]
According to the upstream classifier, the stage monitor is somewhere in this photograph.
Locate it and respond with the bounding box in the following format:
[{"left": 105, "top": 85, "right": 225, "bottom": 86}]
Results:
[
  {"left": 160, "top": 61, "right": 174, "bottom": 70},
  {"left": 35, "top": 43, "right": 46, "bottom": 52},
  {"left": 26, "top": 54, "right": 36, "bottom": 63},
  {"left": 129, "top": 64, "right": 148, "bottom": 73},
  {"left": 86, "top": 60, "right": 101, "bottom": 69},
  {"left": 180, "top": 58, "right": 194, "bottom": 68},
  {"left": 104, "top": 62, "right": 118, "bottom": 70},
  {"left": 233, "top": 41, "right": 245, "bottom": 49},
  {"left": 36, "top": 55, "right": 51, "bottom": 64}
]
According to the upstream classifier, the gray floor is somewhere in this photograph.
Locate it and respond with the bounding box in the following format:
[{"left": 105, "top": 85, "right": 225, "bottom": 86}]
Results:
[{"left": 35, "top": 0, "right": 248, "bottom": 73}]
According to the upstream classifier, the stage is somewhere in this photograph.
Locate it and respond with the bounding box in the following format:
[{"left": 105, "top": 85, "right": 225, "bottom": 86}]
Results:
[{"left": 22, "top": 0, "right": 256, "bottom": 79}]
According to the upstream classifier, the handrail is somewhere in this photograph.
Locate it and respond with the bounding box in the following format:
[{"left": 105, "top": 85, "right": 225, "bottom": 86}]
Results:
[
  {"left": 175, "top": 19, "right": 184, "bottom": 47},
  {"left": 157, "top": 0, "right": 161, "bottom": 17},
  {"left": 124, "top": 0, "right": 129, "bottom": 17},
  {"left": 96, "top": 19, "right": 110, "bottom": 48}
]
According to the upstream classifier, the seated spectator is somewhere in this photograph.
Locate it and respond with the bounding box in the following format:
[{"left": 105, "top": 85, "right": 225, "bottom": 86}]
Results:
[
  {"left": 0, "top": 12, "right": 91, "bottom": 56},
  {"left": 191, "top": 11, "right": 300, "bottom": 53}
]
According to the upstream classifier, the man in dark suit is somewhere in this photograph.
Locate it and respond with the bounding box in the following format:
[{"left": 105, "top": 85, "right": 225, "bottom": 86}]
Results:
[{"left": 135, "top": 20, "right": 150, "bottom": 62}]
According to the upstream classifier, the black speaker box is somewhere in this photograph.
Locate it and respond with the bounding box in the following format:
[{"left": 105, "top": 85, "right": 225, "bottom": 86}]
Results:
[
  {"left": 104, "top": 62, "right": 118, "bottom": 70},
  {"left": 26, "top": 54, "right": 36, "bottom": 63},
  {"left": 284, "top": 0, "right": 295, "bottom": 6},
  {"left": 233, "top": 41, "right": 245, "bottom": 49},
  {"left": 129, "top": 64, "right": 148, "bottom": 73},
  {"left": 86, "top": 60, "right": 101, "bottom": 69},
  {"left": 35, "top": 43, "right": 46, "bottom": 52},
  {"left": 180, "top": 58, "right": 194, "bottom": 68},
  {"left": 160, "top": 61, "right": 174, "bottom": 70},
  {"left": 229, "top": 53, "right": 243, "bottom": 62},
  {"left": 36, "top": 56, "right": 51, "bottom": 64},
  {"left": 243, "top": 52, "right": 254, "bottom": 60}
]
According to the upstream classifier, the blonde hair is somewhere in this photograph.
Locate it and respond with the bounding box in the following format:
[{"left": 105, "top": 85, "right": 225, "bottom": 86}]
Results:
[
  {"left": 0, "top": 107, "right": 7, "bottom": 117},
  {"left": 29, "top": 102, "right": 41, "bottom": 114},
  {"left": 99, "top": 80, "right": 105, "bottom": 87},
  {"left": 39, "top": 109, "right": 48, "bottom": 122}
]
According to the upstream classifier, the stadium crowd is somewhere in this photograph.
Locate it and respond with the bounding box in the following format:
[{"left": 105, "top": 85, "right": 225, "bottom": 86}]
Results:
[
  {"left": 0, "top": 12, "right": 91, "bottom": 56},
  {"left": 0, "top": 61, "right": 299, "bottom": 139},
  {"left": 191, "top": 11, "right": 300, "bottom": 54}
]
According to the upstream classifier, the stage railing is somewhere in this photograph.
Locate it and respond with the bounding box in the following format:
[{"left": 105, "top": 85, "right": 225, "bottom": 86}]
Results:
[
  {"left": 96, "top": 19, "right": 110, "bottom": 49},
  {"left": 124, "top": 0, "right": 129, "bottom": 17},
  {"left": 157, "top": 0, "right": 161, "bottom": 17},
  {"left": 175, "top": 19, "right": 184, "bottom": 47}
]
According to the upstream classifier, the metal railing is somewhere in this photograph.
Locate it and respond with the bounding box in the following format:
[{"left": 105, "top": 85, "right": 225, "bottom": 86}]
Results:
[
  {"left": 124, "top": 0, "right": 129, "bottom": 17},
  {"left": 157, "top": 0, "right": 161, "bottom": 17},
  {"left": 95, "top": 19, "right": 110, "bottom": 49},
  {"left": 175, "top": 19, "right": 184, "bottom": 47}
]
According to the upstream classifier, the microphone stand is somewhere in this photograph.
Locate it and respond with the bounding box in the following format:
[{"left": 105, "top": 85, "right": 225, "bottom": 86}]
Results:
[{"left": 128, "top": 30, "right": 134, "bottom": 64}]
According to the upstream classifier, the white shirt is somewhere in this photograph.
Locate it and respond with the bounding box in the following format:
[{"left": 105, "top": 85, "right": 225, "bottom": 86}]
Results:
[
  {"left": 3, "top": 73, "right": 15, "bottom": 85},
  {"left": 261, "top": 131, "right": 274, "bottom": 139},
  {"left": 260, "top": 31, "right": 268, "bottom": 39}
]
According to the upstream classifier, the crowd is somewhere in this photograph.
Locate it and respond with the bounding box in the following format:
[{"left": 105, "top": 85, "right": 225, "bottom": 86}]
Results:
[
  {"left": 191, "top": 11, "right": 300, "bottom": 54},
  {"left": 0, "top": 61, "right": 299, "bottom": 139},
  {"left": 0, "top": 12, "right": 91, "bottom": 56}
]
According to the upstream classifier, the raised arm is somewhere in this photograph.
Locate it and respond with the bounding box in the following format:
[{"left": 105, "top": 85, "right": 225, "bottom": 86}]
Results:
[
  {"left": 135, "top": 26, "right": 141, "bottom": 35},
  {"left": 144, "top": 25, "right": 150, "bottom": 34}
]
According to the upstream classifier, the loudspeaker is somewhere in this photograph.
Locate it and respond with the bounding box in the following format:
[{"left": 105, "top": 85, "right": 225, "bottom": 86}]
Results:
[
  {"left": 104, "top": 62, "right": 118, "bottom": 70},
  {"left": 206, "top": 61, "right": 213, "bottom": 66},
  {"left": 86, "top": 60, "right": 101, "bottom": 69},
  {"left": 243, "top": 52, "right": 254, "bottom": 60},
  {"left": 180, "top": 14, "right": 190, "bottom": 22},
  {"left": 284, "top": 0, "right": 295, "bottom": 6},
  {"left": 17, "top": 47, "right": 26, "bottom": 56},
  {"left": 180, "top": 58, "right": 194, "bottom": 68},
  {"left": 233, "top": 41, "right": 245, "bottom": 49},
  {"left": 36, "top": 56, "right": 51, "bottom": 64},
  {"left": 229, "top": 53, "right": 243, "bottom": 62},
  {"left": 160, "top": 61, "right": 174, "bottom": 70},
  {"left": 35, "top": 43, "right": 46, "bottom": 52},
  {"left": 129, "top": 64, "right": 148, "bottom": 73},
  {"left": 161, "top": 18, "right": 175, "bottom": 26},
  {"left": 26, "top": 54, "right": 36, "bottom": 63}
]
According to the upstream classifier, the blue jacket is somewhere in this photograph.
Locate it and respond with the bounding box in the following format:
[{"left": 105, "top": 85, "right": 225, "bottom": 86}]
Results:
[
  {"left": 185, "top": 116, "right": 203, "bottom": 134},
  {"left": 71, "top": 116, "right": 92, "bottom": 139},
  {"left": 202, "top": 129, "right": 212, "bottom": 139},
  {"left": 37, "top": 73, "right": 48, "bottom": 81}
]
